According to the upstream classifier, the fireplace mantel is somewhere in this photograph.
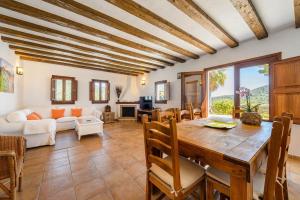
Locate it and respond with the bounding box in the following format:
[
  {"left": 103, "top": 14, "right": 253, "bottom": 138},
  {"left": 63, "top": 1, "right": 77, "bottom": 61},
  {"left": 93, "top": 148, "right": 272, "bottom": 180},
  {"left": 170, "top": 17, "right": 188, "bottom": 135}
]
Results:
[{"left": 116, "top": 101, "right": 139, "bottom": 104}]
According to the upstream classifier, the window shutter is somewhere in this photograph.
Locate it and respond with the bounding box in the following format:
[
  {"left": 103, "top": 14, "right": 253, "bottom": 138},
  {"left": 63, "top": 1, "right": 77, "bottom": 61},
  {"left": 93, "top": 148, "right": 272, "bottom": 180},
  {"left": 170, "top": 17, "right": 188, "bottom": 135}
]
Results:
[
  {"left": 72, "top": 79, "right": 78, "bottom": 101},
  {"left": 89, "top": 81, "right": 93, "bottom": 101},
  {"left": 107, "top": 81, "right": 110, "bottom": 101},
  {"left": 51, "top": 78, "right": 56, "bottom": 101}
]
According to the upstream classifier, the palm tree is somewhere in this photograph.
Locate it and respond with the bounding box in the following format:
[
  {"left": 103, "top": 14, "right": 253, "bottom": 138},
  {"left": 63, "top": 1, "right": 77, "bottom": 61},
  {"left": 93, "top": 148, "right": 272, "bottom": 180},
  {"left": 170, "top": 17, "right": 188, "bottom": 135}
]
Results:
[
  {"left": 258, "top": 64, "right": 269, "bottom": 76},
  {"left": 209, "top": 69, "right": 227, "bottom": 92}
]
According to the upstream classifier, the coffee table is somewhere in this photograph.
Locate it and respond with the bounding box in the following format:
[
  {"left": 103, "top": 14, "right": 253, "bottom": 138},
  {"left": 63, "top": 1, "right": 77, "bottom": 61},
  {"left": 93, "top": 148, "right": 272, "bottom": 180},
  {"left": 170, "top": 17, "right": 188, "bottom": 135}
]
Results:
[{"left": 75, "top": 116, "right": 103, "bottom": 140}]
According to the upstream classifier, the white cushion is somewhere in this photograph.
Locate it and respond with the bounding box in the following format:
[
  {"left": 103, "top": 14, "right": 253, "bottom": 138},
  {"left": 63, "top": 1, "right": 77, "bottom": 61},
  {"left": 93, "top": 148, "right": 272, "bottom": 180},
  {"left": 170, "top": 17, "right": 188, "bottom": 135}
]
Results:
[
  {"left": 150, "top": 156, "right": 205, "bottom": 189},
  {"left": 206, "top": 167, "right": 265, "bottom": 200},
  {"left": 56, "top": 116, "right": 77, "bottom": 123},
  {"left": 20, "top": 109, "right": 32, "bottom": 116},
  {"left": 6, "top": 111, "right": 27, "bottom": 123}
]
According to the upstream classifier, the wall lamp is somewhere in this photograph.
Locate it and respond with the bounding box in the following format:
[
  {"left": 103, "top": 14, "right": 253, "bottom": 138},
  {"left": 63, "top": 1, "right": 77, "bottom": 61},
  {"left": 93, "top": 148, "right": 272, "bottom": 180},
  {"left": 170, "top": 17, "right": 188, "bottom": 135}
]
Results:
[{"left": 16, "top": 66, "right": 24, "bottom": 75}]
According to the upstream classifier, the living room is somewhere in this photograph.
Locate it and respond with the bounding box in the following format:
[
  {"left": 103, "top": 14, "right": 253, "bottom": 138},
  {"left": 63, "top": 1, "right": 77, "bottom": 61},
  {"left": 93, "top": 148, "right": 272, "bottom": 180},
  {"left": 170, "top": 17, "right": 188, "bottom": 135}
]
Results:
[{"left": 0, "top": 0, "right": 300, "bottom": 200}]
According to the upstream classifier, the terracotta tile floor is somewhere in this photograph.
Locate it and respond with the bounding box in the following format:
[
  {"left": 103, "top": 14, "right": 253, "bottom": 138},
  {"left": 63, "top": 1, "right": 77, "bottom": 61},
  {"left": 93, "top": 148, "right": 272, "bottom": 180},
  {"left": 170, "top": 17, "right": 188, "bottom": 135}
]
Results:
[{"left": 10, "top": 121, "right": 300, "bottom": 199}]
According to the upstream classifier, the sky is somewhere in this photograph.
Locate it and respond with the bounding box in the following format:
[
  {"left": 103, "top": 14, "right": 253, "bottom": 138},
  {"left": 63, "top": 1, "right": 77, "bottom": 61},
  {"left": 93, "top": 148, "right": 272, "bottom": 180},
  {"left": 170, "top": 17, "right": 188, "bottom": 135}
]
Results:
[{"left": 210, "top": 65, "right": 269, "bottom": 97}]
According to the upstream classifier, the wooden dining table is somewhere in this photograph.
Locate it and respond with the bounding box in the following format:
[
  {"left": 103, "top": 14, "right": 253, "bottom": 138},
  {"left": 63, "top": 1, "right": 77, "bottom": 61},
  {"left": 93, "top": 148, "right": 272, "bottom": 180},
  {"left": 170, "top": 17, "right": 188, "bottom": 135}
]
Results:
[{"left": 176, "top": 119, "right": 273, "bottom": 200}]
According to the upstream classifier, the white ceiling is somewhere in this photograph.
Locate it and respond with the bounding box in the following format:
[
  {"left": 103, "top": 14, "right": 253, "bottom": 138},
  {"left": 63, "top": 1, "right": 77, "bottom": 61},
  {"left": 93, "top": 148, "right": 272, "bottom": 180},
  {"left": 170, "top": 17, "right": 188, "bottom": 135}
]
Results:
[{"left": 0, "top": 0, "right": 296, "bottom": 69}]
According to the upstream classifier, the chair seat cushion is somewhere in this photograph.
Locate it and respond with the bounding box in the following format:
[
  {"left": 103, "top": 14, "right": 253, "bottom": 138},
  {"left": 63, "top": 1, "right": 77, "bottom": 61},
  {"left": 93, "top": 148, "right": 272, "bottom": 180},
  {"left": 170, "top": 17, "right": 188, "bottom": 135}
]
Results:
[
  {"left": 206, "top": 166, "right": 265, "bottom": 200},
  {"left": 150, "top": 156, "right": 205, "bottom": 189}
]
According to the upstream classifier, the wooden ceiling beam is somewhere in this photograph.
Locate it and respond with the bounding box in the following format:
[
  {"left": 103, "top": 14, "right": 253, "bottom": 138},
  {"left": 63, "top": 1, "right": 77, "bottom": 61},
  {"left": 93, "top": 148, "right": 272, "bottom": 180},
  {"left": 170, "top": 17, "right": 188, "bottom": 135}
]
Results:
[
  {"left": 14, "top": 49, "right": 150, "bottom": 73},
  {"left": 0, "top": 28, "right": 165, "bottom": 69},
  {"left": 9, "top": 45, "right": 156, "bottom": 71},
  {"left": 0, "top": 14, "right": 172, "bottom": 66},
  {"left": 168, "top": 0, "right": 238, "bottom": 48},
  {"left": 230, "top": 0, "right": 268, "bottom": 39},
  {"left": 105, "top": 0, "right": 216, "bottom": 54},
  {"left": 295, "top": 0, "right": 300, "bottom": 28},
  {"left": 0, "top": 0, "right": 187, "bottom": 62},
  {"left": 20, "top": 56, "right": 138, "bottom": 76},
  {"left": 18, "top": 53, "right": 141, "bottom": 75},
  {"left": 43, "top": 0, "right": 200, "bottom": 59}
]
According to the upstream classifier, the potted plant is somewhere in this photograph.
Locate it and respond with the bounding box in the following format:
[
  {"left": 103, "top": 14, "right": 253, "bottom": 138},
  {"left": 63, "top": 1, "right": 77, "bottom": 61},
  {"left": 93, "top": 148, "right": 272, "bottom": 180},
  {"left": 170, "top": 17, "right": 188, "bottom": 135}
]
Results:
[
  {"left": 237, "top": 87, "right": 262, "bottom": 126},
  {"left": 115, "top": 86, "right": 122, "bottom": 102}
]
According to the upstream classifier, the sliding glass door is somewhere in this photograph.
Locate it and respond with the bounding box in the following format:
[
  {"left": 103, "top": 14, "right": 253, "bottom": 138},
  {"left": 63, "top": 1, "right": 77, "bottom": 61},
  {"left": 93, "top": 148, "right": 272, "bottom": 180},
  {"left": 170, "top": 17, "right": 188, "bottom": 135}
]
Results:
[
  {"left": 207, "top": 66, "right": 234, "bottom": 116},
  {"left": 239, "top": 64, "right": 270, "bottom": 120}
]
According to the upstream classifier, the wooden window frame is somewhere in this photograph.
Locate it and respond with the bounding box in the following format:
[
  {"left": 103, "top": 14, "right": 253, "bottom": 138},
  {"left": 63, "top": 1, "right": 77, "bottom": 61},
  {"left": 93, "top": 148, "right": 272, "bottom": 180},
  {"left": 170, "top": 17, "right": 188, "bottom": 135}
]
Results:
[
  {"left": 203, "top": 53, "right": 282, "bottom": 119},
  {"left": 89, "top": 79, "right": 110, "bottom": 104},
  {"left": 51, "top": 75, "right": 77, "bottom": 105},
  {"left": 155, "top": 80, "right": 168, "bottom": 104}
]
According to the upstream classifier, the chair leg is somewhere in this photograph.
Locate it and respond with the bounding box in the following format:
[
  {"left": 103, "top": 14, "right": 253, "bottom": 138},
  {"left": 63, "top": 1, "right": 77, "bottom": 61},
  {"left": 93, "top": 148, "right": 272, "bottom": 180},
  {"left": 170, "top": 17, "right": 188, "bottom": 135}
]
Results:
[
  {"left": 18, "top": 171, "right": 23, "bottom": 192},
  {"left": 283, "top": 179, "right": 289, "bottom": 200},
  {"left": 206, "top": 179, "right": 214, "bottom": 200},
  {"left": 146, "top": 177, "right": 152, "bottom": 200},
  {"left": 10, "top": 187, "right": 16, "bottom": 200}
]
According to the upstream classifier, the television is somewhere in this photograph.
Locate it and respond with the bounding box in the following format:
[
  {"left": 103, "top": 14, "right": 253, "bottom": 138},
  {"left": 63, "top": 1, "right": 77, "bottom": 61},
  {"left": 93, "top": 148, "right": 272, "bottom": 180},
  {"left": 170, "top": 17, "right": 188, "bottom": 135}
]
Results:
[{"left": 140, "top": 96, "right": 153, "bottom": 110}]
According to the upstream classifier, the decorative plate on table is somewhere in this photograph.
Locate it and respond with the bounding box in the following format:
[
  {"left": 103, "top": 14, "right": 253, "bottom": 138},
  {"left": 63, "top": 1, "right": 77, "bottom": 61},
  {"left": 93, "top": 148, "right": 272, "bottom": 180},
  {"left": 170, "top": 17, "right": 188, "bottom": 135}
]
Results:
[{"left": 204, "top": 121, "right": 238, "bottom": 129}]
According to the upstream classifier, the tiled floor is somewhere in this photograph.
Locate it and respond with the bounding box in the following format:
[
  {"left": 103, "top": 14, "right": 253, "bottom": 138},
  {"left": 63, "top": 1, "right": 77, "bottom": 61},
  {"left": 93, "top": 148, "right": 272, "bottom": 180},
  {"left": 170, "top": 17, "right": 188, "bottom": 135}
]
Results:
[{"left": 10, "top": 121, "right": 300, "bottom": 199}]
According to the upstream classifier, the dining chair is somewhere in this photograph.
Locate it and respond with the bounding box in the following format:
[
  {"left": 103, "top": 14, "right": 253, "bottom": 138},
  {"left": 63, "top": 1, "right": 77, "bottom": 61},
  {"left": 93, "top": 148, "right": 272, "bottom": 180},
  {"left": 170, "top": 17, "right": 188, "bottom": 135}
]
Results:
[
  {"left": 165, "top": 108, "right": 181, "bottom": 123},
  {"left": 142, "top": 115, "right": 206, "bottom": 200},
  {"left": 180, "top": 103, "right": 194, "bottom": 121},
  {"left": 156, "top": 110, "right": 176, "bottom": 124},
  {"left": 206, "top": 120, "right": 284, "bottom": 200},
  {"left": 259, "top": 112, "right": 293, "bottom": 200},
  {"left": 0, "top": 136, "right": 26, "bottom": 200}
]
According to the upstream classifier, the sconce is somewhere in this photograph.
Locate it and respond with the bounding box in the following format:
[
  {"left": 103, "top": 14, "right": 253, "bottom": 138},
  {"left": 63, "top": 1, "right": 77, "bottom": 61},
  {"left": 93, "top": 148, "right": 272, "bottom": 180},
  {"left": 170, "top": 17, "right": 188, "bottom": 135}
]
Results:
[
  {"left": 141, "top": 77, "right": 146, "bottom": 85},
  {"left": 16, "top": 67, "right": 24, "bottom": 75}
]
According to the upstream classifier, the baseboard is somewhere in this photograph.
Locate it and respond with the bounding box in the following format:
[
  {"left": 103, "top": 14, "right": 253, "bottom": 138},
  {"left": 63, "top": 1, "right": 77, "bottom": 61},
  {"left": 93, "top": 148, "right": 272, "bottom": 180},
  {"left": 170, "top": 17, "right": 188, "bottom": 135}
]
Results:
[{"left": 288, "top": 154, "right": 300, "bottom": 160}]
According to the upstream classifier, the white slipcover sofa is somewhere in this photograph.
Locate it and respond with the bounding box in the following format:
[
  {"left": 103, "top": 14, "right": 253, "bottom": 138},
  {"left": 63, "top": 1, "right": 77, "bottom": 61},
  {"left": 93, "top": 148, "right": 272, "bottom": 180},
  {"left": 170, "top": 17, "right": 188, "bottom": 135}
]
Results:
[{"left": 0, "top": 107, "right": 102, "bottom": 148}]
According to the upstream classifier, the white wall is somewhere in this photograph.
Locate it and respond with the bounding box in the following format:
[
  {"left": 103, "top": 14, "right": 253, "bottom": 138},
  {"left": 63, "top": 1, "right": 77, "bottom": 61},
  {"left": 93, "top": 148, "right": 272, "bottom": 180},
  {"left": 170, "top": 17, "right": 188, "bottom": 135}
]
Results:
[
  {"left": 22, "top": 60, "right": 140, "bottom": 113},
  {"left": 0, "top": 42, "right": 22, "bottom": 116},
  {"left": 137, "top": 27, "right": 300, "bottom": 156}
]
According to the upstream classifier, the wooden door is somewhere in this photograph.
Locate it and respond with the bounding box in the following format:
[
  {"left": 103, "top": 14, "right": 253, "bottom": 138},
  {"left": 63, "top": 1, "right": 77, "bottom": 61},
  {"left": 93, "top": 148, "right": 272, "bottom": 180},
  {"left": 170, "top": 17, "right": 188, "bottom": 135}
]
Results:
[
  {"left": 181, "top": 71, "right": 206, "bottom": 113},
  {"left": 271, "top": 56, "right": 300, "bottom": 124}
]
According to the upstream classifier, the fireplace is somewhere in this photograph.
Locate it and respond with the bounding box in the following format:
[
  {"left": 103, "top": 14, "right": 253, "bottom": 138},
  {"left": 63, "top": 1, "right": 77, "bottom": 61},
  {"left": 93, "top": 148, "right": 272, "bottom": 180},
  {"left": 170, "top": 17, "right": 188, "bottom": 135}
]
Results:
[{"left": 120, "top": 105, "right": 137, "bottom": 118}]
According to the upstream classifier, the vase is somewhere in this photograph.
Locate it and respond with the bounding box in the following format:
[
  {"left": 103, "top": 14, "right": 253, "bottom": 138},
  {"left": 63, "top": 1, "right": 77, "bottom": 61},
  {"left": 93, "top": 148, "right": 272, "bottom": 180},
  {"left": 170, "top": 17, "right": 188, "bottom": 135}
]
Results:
[{"left": 240, "top": 112, "right": 262, "bottom": 126}]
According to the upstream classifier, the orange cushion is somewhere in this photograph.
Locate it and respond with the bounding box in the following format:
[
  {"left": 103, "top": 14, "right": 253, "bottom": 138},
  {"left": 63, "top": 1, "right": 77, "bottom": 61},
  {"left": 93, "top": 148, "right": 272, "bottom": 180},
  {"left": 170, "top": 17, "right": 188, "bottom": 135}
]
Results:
[
  {"left": 71, "top": 108, "right": 82, "bottom": 117},
  {"left": 27, "top": 112, "right": 41, "bottom": 120},
  {"left": 51, "top": 109, "right": 65, "bottom": 119}
]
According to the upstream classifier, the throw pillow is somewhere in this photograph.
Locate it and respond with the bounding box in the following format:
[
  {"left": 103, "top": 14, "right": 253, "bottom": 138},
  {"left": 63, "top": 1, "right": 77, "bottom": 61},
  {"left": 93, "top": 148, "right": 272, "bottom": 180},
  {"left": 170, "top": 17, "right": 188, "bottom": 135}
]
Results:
[
  {"left": 71, "top": 108, "right": 82, "bottom": 117},
  {"left": 51, "top": 109, "right": 65, "bottom": 119}
]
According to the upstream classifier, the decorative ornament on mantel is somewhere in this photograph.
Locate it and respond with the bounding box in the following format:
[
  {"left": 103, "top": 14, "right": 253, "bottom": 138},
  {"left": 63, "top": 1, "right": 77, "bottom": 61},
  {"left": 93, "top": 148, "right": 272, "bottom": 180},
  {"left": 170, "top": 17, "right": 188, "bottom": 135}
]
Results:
[
  {"left": 236, "top": 87, "right": 262, "bottom": 126},
  {"left": 115, "top": 86, "right": 122, "bottom": 102}
]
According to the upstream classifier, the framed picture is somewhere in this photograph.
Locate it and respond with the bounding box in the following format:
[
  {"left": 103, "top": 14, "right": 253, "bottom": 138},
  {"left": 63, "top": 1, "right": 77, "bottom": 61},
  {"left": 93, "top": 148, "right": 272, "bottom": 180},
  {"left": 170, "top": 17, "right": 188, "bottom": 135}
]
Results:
[{"left": 0, "top": 58, "right": 14, "bottom": 93}]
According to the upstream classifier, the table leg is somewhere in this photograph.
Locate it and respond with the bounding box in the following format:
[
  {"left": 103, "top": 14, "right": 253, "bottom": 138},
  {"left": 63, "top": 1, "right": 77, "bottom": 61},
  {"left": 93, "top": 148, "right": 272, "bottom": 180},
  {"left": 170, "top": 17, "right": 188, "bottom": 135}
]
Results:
[{"left": 230, "top": 172, "right": 253, "bottom": 200}]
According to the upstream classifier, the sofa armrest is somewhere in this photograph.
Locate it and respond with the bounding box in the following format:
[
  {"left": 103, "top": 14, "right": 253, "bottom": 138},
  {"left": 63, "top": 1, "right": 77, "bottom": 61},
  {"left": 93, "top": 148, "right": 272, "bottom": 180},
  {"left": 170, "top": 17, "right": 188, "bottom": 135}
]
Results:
[
  {"left": 93, "top": 110, "right": 103, "bottom": 120},
  {"left": 0, "top": 120, "right": 25, "bottom": 135}
]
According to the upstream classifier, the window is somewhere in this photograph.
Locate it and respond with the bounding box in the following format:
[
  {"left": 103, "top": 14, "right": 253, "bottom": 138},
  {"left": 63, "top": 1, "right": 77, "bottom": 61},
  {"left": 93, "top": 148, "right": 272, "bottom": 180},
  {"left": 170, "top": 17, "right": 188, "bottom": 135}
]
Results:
[
  {"left": 51, "top": 75, "right": 77, "bottom": 104},
  {"left": 155, "top": 80, "right": 169, "bottom": 104},
  {"left": 239, "top": 64, "right": 270, "bottom": 120},
  {"left": 90, "top": 79, "right": 110, "bottom": 103},
  {"left": 207, "top": 67, "right": 234, "bottom": 116},
  {"left": 204, "top": 53, "right": 281, "bottom": 120}
]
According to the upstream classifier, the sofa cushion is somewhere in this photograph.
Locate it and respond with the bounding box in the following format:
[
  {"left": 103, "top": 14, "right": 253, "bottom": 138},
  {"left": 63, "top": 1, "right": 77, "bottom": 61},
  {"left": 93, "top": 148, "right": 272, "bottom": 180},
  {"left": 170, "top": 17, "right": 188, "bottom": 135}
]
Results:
[
  {"left": 51, "top": 109, "right": 65, "bottom": 119},
  {"left": 27, "top": 112, "right": 42, "bottom": 120},
  {"left": 56, "top": 116, "right": 77, "bottom": 123},
  {"left": 71, "top": 108, "right": 82, "bottom": 117},
  {"left": 6, "top": 111, "right": 27, "bottom": 123}
]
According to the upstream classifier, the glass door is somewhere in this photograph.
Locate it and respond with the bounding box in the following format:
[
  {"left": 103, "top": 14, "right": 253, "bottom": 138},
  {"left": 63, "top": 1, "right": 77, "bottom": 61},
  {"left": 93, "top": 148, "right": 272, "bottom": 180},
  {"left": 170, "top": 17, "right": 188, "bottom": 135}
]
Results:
[
  {"left": 238, "top": 64, "right": 270, "bottom": 120},
  {"left": 207, "top": 66, "right": 234, "bottom": 116}
]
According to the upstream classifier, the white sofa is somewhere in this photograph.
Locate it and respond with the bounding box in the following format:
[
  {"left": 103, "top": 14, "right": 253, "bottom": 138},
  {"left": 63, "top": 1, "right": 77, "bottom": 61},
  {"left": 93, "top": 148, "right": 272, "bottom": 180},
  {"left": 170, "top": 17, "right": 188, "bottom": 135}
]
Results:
[{"left": 0, "top": 107, "right": 102, "bottom": 148}]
